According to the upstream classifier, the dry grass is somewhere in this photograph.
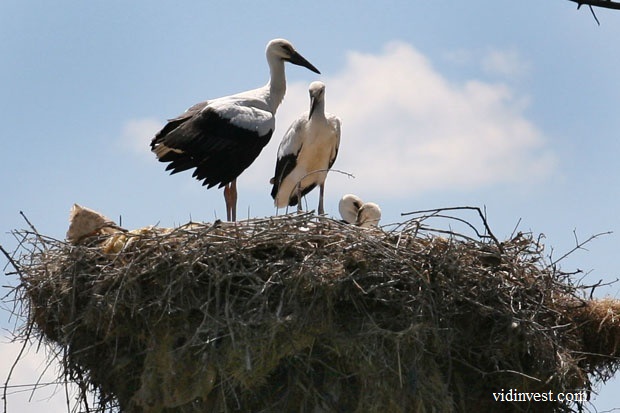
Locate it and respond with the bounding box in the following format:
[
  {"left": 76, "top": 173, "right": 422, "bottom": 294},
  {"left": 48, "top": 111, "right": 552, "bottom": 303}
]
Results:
[{"left": 3, "top": 209, "right": 620, "bottom": 412}]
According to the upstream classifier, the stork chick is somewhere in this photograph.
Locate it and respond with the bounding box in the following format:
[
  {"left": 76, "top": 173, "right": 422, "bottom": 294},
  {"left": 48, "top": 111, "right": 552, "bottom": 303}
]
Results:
[{"left": 338, "top": 194, "right": 382, "bottom": 228}]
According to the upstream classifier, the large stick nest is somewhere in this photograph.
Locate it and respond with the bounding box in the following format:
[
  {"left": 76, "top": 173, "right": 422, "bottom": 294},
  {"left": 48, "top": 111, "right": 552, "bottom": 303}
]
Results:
[{"left": 4, "top": 209, "right": 620, "bottom": 412}]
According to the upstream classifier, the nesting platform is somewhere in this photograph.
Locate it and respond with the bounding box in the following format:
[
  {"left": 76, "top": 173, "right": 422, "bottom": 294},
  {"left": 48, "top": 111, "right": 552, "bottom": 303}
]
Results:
[{"left": 6, "top": 210, "right": 620, "bottom": 412}]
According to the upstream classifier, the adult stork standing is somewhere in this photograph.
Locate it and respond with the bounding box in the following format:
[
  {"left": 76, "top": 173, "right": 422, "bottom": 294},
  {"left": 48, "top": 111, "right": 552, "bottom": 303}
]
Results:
[
  {"left": 150, "top": 39, "right": 320, "bottom": 221},
  {"left": 270, "top": 81, "right": 341, "bottom": 215}
]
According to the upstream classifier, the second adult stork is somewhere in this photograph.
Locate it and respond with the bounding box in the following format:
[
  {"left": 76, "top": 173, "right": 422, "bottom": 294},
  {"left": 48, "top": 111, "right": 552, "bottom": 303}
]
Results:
[
  {"left": 270, "top": 81, "right": 341, "bottom": 215},
  {"left": 150, "top": 39, "right": 320, "bottom": 221}
]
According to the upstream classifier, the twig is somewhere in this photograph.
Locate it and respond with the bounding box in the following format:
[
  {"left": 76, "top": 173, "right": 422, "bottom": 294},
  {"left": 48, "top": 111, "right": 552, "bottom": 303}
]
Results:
[
  {"left": 589, "top": 4, "right": 602, "bottom": 24},
  {"left": 0, "top": 245, "right": 22, "bottom": 278},
  {"left": 3, "top": 323, "right": 33, "bottom": 413},
  {"left": 19, "top": 211, "right": 40, "bottom": 237},
  {"left": 6, "top": 210, "right": 614, "bottom": 412},
  {"left": 285, "top": 168, "right": 355, "bottom": 211},
  {"left": 1, "top": 381, "right": 68, "bottom": 396},
  {"left": 580, "top": 277, "right": 619, "bottom": 299},
  {"left": 401, "top": 206, "right": 503, "bottom": 254},
  {"left": 568, "top": 0, "right": 620, "bottom": 25},
  {"left": 549, "top": 230, "right": 612, "bottom": 268},
  {"left": 509, "top": 218, "right": 522, "bottom": 240}
]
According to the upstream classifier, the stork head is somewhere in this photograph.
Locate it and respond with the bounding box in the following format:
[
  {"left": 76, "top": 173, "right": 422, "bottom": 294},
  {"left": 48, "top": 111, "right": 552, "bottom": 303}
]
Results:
[
  {"left": 308, "top": 81, "right": 326, "bottom": 119},
  {"left": 356, "top": 202, "right": 382, "bottom": 228},
  {"left": 266, "top": 39, "right": 320, "bottom": 74},
  {"left": 339, "top": 194, "right": 363, "bottom": 224}
]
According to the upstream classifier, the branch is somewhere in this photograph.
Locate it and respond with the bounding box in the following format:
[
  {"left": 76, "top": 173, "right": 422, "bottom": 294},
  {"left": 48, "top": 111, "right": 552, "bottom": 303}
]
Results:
[
  {"left": 549, "top": 230, "right": 612, "bottom": 268},
  {"left": 284, "top": 168, "right": 355, "bottom": 214},
  {"left": 569, "top": 0, "right": 620, "bottom": 24},
  {"left": 0, "top": 245, "right": 22, "bottom": 278},
  {"left": 3, "top": 323, "right": 33, "bottom": 413},
  {"left": 568, "top": 0, "right": 620, "bottom": 10},
  {"left": 401, "top": 206, "right": 504, "bottom": 254}
]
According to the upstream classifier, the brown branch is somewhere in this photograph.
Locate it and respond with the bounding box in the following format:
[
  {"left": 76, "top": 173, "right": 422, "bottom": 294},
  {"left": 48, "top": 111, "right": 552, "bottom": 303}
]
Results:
[{"left": 401, "top": 206, "right": 504, "bottom": 254}]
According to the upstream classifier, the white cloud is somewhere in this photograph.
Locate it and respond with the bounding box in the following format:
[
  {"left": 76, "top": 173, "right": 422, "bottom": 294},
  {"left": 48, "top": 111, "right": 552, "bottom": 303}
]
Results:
[{"left": 246, "top": 41, "right": 555, "bottom": 199}]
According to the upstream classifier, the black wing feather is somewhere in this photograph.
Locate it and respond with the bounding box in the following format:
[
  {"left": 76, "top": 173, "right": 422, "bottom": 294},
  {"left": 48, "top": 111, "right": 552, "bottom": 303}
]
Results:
[
  {"left": 289, "top": 183, "right": 316, "bottom": 207},
  {"left": 270, "top": 153, "right": 298, "bottom": 200},
  {"left": 270, "top": 150, "right": 318, "bottom": 207},
  {"left": 152, "top": 107, "right": 272, "bottom": 188}
]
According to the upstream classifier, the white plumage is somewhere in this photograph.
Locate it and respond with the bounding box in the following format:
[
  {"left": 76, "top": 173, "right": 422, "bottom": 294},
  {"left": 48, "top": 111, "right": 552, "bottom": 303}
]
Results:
[
  {"left": 338, "top": 194, "right": 363, "bottom": 224},
  {"left": 338, "top": 194, "right": 382, "bottom": 228},
  {"left": 356, "top": 202, "right": 382, "bottom": 228},
  {"left": 150, "top": 39, "right": 320, "bottom": 221},
  {"left": 270, "top": 81, "right": 341, "bottom": 215}
]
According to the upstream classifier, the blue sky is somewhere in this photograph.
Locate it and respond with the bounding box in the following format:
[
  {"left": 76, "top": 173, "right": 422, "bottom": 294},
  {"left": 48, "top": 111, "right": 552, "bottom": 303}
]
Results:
[{"left": 2, "top": 1, "right": 620, "bottom": 411}]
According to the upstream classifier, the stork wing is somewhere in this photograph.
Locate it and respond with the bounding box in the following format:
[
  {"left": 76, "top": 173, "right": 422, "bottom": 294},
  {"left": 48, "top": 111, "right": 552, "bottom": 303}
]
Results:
[
  {"left": 152, "top": 101, "right": 274, "bottom": 188},
  {"left": 270, "top": 117, "right": 307, "bottom": 199},
  {"left": 150, "top": 101, "right": 207, "bottom": 149},
  {"left": 327, "top": 115, "right": 342, "bottom": 169},
  {"left": 276, "top": 116, "right": 306, "bottom": 158}
]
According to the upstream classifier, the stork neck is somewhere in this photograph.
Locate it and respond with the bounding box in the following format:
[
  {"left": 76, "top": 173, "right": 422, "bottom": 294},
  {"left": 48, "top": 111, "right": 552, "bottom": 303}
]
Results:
[
  {"left": 311, "top": 99, "right": 326, "bottom": 121},
  {"left": 266, "top": 56, "right": 287, "bottom": 113}
]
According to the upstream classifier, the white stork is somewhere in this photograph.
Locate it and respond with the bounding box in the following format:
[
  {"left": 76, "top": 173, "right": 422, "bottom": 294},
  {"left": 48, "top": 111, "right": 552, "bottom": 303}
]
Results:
[
  {"left": 356, "top": 202, "right": 382, "bottom": 228},
  {"left": 150, "top": 39, "right": 320, "bottom": 221},
  {"left": 338, "top": 193, "right": 363, "bottom": 224},
  {"left": 270, "top": 81, "right": 341, "bottom": 215},
  {"left": 338, "top": 194, "right": 382, "bottom": 228}
]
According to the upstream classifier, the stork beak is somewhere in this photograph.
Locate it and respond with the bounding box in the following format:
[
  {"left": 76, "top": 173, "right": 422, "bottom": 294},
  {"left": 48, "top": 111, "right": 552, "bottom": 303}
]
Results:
[
  {"left": 308, "top": 95, "right": 318, "bottom": 119},
  {"left": 288, "top": 51, "right": 321, "bottom": 74}
]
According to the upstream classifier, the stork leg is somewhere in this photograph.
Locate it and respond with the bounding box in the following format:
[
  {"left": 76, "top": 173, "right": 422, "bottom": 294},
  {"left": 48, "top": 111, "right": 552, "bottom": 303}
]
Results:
[
  {"left": 230, "top": 179, "right": 237, "bottom": 221},
  {"left": 223, "top": 184, "right": 232, "bottom": 221},
  {"left": 296, "top": 183, "right": 303, "bottom": 213},
  {"left": 223, "top": 180, "right": 238, "bottom": 222},
  {"left": 318, "top": 183, "right": 325, "bottom": 215}
]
